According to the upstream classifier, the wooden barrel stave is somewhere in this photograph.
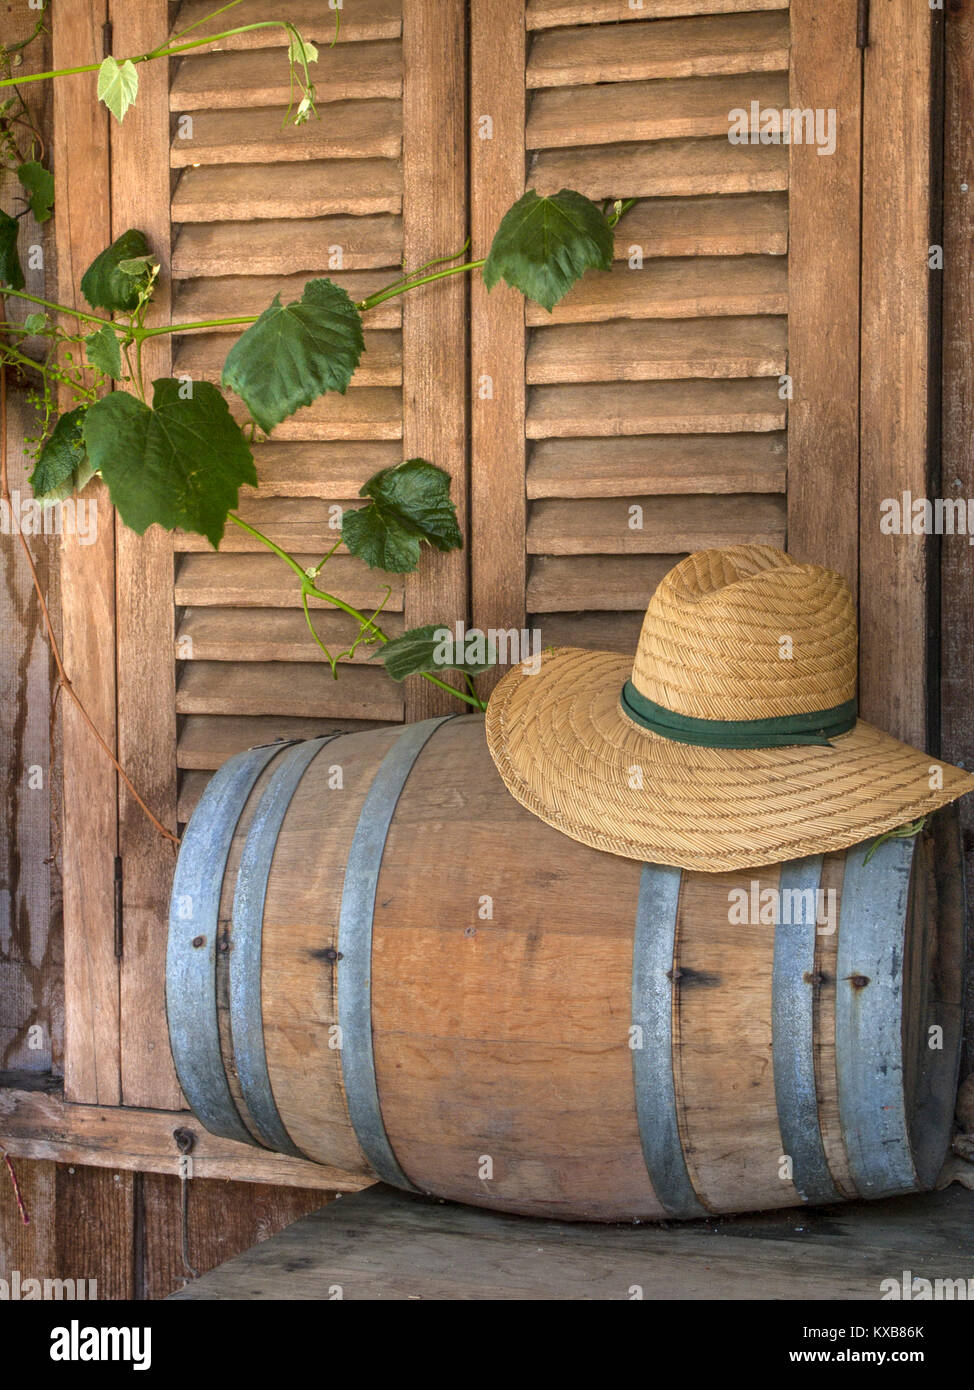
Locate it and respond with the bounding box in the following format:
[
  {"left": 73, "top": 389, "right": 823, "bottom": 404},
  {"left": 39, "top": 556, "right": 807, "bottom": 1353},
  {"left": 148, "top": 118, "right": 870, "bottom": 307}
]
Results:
[
  {"left": 260, "top": 726, "right": 403, "bottom": 1173},
  {"left": 673, "top": 864, "right": 794, "bottom": 1214},
  {"left": 372, "top": 715, "right": 661, "bottom": 1218},
  {"left": 167, "top": 715, "right": 964, "bottom": 1222},
  {"left": 906, "top": 808, "right": 966, "bottom": 1187},
  {"left": 809, "top": 851, "right": 860, "bottom": 1200}
]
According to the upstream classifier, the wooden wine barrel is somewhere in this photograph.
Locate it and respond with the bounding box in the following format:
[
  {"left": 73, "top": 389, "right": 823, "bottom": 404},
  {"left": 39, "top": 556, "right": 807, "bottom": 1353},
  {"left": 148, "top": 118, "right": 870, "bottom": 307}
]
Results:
[{"left": 167, "top": 715, "right": 964, "bottom": 1222}]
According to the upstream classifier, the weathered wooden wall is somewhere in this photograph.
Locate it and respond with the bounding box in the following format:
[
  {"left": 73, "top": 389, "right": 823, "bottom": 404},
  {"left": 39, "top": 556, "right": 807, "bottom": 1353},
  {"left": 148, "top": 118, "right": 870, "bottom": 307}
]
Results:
[
  {"left": 0, "top": 0, "right": 62, "bottom": 1086},
  {"left": 0, "top": 390, "right": 62, "bottom": 1082},
  {"left": 0, "top": 1156, "right": 325, "bottom": 1300},
  {"left": 941, "top": 0, "right": 974, "bottom": 1078},
  {"left": 0, "top": 0, "right": 327, "bottom": 1298}
]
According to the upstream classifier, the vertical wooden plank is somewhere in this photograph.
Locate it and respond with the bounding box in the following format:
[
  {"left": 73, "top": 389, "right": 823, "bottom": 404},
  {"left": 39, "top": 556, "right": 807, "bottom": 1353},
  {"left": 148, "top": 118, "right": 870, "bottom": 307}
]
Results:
[
  {"left": 109, "top": 1, "right": 181, "bottom": 1108},
  {"left": 52, "top": 0, "right": 120, "bottom": 1104},
  {"left": 54, "top": 1163, "right": 135, "bottom": 1299},
  {"left": 2, "top": 1161, "right": 134, "bottom": 1300},
  {"left": 0, "top": 394, "right": 60, "bottom": 1076},
  {"left": 787, "top": 0, "right": 861, "bottom": 593},
  {"left": 0, "top": 1157, "right": 55, "bottom": 1279},
  {"left": 859, "top": 0, "right": 935, "bottom": 744},
  {"left": 941, "top": 0, "right": 974, "bottom": 1071},
  {"left": 401, "top": 0, "right": 469, "bottom": 719},
  {"left": 471, "top": 0, "right": 527, "bottom": 694},
  {"left": 0, "top": 8, "right": 57, "bottom": 1076},
  {"left": 140, "top": 1172, "right": 325, "bottom": 1299}
]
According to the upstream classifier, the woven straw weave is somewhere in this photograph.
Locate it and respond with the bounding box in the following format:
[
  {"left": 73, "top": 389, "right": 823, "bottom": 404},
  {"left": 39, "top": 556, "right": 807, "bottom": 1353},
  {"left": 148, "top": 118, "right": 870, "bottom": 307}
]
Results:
[{"left": 485, "top": 546, "right": 974, "bottom": 872}]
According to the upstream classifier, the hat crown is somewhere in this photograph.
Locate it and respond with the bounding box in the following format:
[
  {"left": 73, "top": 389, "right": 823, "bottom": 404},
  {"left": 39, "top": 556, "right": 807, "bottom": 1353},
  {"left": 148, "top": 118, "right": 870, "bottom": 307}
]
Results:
[{"left": 629, "top": 546, "right": 857, "bottom": 722}]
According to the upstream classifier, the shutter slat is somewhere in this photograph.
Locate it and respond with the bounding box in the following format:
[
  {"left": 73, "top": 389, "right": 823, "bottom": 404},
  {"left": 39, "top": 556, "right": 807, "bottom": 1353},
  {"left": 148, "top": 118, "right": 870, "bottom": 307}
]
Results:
[
  {"left": 172, "top": 217, "right": 401, "bottom": 277},
  {"left": 177, "top": 607, "right": 404, "bottom": 661},
  {"left": 228, "top": 387, "right": 403, "bottom": 440},
  {"left": 171, "top": 39, "right": 402, "bottom": 109},
  {"left": 526, "top": 317, "right": 788, "bottom": 384},
  {"left": 170, "top": 100, "right": 402, "bottom": 166},
  {"left": 527, "top": 493, "right": 787, "bottom": 554},
  {"left": 530, "top": 138, "right": 789, "bottom": 198},
  {"left": 174, "top": 328, "right": 402, "bottom": 386},
  {"left": 175, "top": 553, "right": 405, "bottom": 609},
  {"left": 178, "top": 772, "right": 212, "bottom": 823},
  {"left": 176, "top": 661, "right": 403, "bottom": 719},
  {"left": 527, "top": 433, "right": 786, "bottom": 497},
  {"left": 527, "top": 378, "right": 787, "bottom": 437},
  {"left": 177, "top": 715, "right": 390, "bottom": 771},
  {"left": 171, "top": 0, "right": 401, "bottom": 48},
  {"left": 527, "top": 554, "right": 679, "bottom": 610},
  {"left": 173, "top": 498, "right": 362, "bottom": 554},
  {"left": 527, "top": 72, "right": 789, "bottom": 148},
  {"left": 613, "top": 194, "right": 787, "bottom": 258},
  {"left": 172, "top": 164, "right": 401, "bottom": 221},
  {"left": 527, "top": 12, "right": 789, "bottom": 87},
  {"left": 248, "top": 441, "right": 403, "bottom": 497},
  {"left": 527, "top": 0, "right": 788, "bottom": 27},
  {"left": 526, "top": 256, "right": 788, "bottom": 325},
  {"left": 530, "top": 611, "right": 645, "bottom": 653},
  {"left": 173, "top": 272, "right": 402, "bottom": 329}
]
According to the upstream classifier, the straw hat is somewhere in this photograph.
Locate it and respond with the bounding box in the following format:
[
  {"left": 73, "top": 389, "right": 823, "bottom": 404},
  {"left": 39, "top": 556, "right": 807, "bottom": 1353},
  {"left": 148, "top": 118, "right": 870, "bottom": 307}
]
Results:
[{"left": 485, "top": 545, "right": 974, "bottom": 872}]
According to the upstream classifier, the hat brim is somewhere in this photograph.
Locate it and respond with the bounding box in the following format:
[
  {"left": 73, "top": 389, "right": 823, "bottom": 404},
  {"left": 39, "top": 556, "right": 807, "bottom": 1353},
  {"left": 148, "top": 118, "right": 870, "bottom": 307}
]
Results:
[{"left": 485, "top": 646, "right": 974, "bottom": 872}]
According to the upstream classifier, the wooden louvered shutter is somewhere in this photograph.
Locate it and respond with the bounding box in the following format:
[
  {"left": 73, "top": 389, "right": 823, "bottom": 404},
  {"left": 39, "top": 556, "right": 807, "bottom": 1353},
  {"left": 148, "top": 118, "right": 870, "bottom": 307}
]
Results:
[
  {"left": 56, "top": 0, "right": 864, "bottom": 1118},
  {"left": 166, "top": 0, "right": 467, "bottom": 818},
  {"left": 92, "top": 0, "right": 466, "bottom": 1108},
  {"left": 470, "top": 0, "right": 860, "bottom": 669}
]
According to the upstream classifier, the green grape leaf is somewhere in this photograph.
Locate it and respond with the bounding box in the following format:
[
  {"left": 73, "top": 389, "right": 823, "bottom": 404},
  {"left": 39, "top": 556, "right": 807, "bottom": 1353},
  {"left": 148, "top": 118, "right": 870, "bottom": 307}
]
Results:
[
  {"left": 83, "top": 324, "right": 123, "bottom": 380},
  {"left": 117, "top": 255, "right": 156, "bottom": 277},
  {"left": 29, "top": 408, "right": 92, "bottom": 502},
  {"left": 288, "top": 34, "right": 318, "bottom": 66},
  {"left": 97, "top": 56, "right": 139, "bottom": 123},
  {"left": 482, "top": 187, "right": 614, "bottom": 312},
  {"left": 221, "top": 278, "right": 364, "bottom": 433},
  {"left": 16, "top": 161, "right": 54, "bottom": 222},
  {"left": 372, "top": 623, "right": 495, "bottom": 682},
  {"left": 24, "top": 312, "right": 47, "bottom": 333},
  {"left": 83, "top": 378, "right": 257, "bottom": 549},
  {"left": 0, "top": 210, "right": 25, "bottom": 291},
  {"left": 80, "top": 229, "right": 155, "bottom": 314},
  {"left": 341, "top": 459, "right": 462, "bottom": 573}
]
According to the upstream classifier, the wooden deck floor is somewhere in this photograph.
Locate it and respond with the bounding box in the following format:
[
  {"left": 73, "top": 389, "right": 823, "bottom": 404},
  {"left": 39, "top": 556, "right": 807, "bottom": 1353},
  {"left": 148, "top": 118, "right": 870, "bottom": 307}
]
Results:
[{"left": 169, "top": 1182, "right": 974, "bottom": 1301}]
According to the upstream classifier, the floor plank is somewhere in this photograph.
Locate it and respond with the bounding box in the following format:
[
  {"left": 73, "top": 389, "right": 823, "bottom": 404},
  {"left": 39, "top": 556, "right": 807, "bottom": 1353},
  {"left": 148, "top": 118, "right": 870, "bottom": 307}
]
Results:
[{"left": 169, "top": 1183, "right": 974, "bottom": 1301}]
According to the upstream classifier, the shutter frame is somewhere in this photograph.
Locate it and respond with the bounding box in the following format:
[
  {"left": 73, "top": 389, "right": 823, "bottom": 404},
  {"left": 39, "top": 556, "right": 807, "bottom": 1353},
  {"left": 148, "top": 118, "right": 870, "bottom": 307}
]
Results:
[
  {"left": 54, "top": 0, "right": 119, "bottom": 1106},
  {"left": 111, "top": 0, "right": 180, "bottom": 1110},
  {"left": 471, "top": 0, "right": 529, "bottom": 678},
  {"left": 400, "top": 0, "right": 469, "bottom": 719},
  {"left": 786, "top": 0, "right": 862, "bottom": 589}
]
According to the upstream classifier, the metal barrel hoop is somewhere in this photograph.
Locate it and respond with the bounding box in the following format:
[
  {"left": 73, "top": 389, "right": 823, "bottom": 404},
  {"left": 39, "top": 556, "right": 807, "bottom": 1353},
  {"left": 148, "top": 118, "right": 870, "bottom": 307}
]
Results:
[
  {"left": 771, "top": 854, "right": 843, "bottom": 1204},
  {"left": 167, "top": 741, "right": 298, "bottom": 1146},
  {"left": 835, "top": 836, "right": 919, "bottom": 1198},
  {"left": 632, "top": 862, "right": 708, "bottom": 1220}
]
